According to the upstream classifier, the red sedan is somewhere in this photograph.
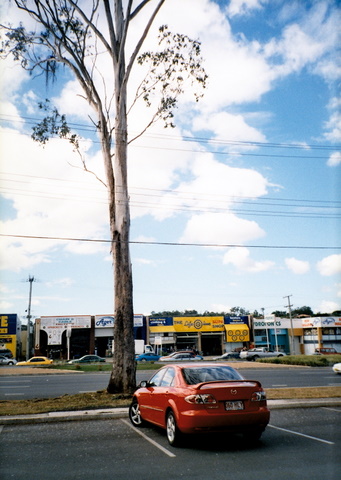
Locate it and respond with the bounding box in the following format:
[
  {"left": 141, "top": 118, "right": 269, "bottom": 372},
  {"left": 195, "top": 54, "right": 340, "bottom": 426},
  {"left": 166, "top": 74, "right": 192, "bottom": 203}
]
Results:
[{"left": 129, "top": 363, "right": 270, "bottom": 447}]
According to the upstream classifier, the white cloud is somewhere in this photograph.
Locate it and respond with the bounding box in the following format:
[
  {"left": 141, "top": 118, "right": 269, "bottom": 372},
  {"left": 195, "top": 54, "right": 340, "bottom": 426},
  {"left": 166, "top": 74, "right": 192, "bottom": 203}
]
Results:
[
  {"left": 285, "top": 257, "right": 310, "bottom": 275},
  {"left": 192, "top": 111, "right": 266, "bottom": 146},
  {"left": 0, "top": 127, "right": 109, "bottom": 271},
  {"left": 317, "top": 300, "right": 340, "bottom": 314},
  {"left": 180, "top": 213, "right": 265, "bottom": 246},
  {"left": 327, "top": 151, "right": 341, "bottom": 167},
  {"left": 317, "top": 254, "right": 341, "bottom": 276},
  {"left": 227, "top": 0, "right": 266, "bottom": 17},
  {"left": 0, "top": 300, "right": 13, "bottom": 310},
  {"left": 223, "top": 247, "right": 274, "bottom": 273},
  {"left": 211, "top": 303, "right": 233, "bottom": 312}
]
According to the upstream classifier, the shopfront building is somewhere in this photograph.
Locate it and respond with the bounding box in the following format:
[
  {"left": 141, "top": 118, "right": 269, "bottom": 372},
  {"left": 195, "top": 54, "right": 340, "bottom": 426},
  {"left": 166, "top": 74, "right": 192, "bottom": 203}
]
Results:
[
  {"left": 148, "top": 315, "right": 250, "bottom": 356},
  {"left": 0, "top": 314, "right": 21, "bottom": 358},
  {"left": 302, "top": 316, "right": 341, "bottom": 354}
]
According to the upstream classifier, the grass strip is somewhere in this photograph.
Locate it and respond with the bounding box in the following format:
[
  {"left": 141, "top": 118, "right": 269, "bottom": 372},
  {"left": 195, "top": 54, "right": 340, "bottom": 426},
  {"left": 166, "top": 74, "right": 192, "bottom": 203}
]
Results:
[{"left": 1, "top": 386, "right": 340, "bottom": 417}]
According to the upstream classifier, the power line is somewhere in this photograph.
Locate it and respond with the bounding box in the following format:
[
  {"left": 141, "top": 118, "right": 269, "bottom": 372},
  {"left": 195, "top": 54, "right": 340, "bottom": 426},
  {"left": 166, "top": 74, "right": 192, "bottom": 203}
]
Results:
[
  {"left": 1, "top": 233, "right": 340, "bottom": 250},
  {"left": 1, "top": 113, "right": 340, "bottom": 151}
]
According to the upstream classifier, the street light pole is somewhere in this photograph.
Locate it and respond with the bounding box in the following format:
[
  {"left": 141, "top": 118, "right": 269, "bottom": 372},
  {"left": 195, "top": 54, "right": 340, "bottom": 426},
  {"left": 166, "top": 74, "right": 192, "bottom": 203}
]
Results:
[
  {"left": 284, "top": 295, "right": 294, "bottom": 355},
  {"left": 26, "top": 276, "right": 35, "bottom": 360}
]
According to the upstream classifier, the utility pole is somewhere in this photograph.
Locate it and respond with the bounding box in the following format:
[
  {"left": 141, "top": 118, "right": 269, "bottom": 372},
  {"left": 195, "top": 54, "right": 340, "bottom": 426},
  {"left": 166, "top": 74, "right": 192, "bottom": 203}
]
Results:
[
  {"left": 26, "top": 275, "right": 35, "bottom": 360},
  {"left": 284, "top": 295, "right": 294, "bottom": 355}
]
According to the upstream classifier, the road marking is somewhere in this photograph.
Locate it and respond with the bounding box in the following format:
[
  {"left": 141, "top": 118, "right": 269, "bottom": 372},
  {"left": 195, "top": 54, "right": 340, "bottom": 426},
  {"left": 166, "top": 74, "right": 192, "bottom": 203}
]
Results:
[
  {"left": 4, "top": 393, "right": 25, "bottom": 396},
  {"left": 272, "top": 384, "right": 287, "bottom": 387},
  {"left": 121, "top": 419, "right": 176, "bottom": 458},
  {"left": 0, "top": 385, "right": 30, "bottom": 389},
  {"left": 269, "top": 425, "right": 334, "bottom": 445},
  {"left": 322, "top": 407, "right": 341, "bottom": 413}
]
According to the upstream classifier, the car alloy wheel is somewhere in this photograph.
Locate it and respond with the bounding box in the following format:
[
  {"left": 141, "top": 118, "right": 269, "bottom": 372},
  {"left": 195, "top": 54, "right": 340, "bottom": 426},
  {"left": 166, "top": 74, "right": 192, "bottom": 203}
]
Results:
[
  {"left": 166, "top": 411, "right": 182, "bottom": 447},
  {"left": 129, "top": 400, "right": 144, "bottom": 427}
]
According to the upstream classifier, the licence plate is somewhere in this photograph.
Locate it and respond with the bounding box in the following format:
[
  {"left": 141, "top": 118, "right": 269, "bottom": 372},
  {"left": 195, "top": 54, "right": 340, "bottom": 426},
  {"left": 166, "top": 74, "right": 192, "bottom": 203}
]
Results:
[{"left": 225, "top": 400, "right": 244, "bottom": 411}]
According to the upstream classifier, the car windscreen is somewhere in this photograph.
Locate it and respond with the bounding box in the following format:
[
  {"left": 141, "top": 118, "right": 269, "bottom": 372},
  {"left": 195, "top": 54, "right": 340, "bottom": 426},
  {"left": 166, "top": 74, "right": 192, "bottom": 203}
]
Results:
[{"left": 182, "top": 366, "right": 244, "bottom": 385}]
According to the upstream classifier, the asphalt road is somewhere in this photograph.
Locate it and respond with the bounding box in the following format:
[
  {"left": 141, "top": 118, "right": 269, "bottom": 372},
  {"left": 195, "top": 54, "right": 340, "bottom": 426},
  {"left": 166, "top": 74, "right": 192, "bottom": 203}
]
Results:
[
  {"left": 1, "top": 407, "right": 340, "bottom": 480},
  {"left": 0, "top": 365, "right": 340, "bottom": 400}
]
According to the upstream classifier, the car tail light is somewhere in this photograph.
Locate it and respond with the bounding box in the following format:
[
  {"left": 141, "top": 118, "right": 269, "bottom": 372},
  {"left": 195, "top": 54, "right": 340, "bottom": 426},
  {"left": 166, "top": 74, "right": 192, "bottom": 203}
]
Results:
[
  {"left": 251, "top": 391, "right": 267, "bottom": 402},
  {"left": 185, "top": 394, "right": 217, "bottom": 405}
]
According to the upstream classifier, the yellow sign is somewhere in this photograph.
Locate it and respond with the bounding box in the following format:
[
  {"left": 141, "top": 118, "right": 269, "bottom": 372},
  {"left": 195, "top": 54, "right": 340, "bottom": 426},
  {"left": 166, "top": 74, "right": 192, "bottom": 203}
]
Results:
[
  {"left": 173, "top": 316, "right": 224, "bottom": 332},
  {"left": 225, "top": 325, "right": 249, "bottom": 342}
]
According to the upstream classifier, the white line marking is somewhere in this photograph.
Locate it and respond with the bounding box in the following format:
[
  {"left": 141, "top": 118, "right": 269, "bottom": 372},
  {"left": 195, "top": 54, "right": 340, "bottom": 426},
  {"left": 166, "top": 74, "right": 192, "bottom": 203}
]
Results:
[
  {"left": 0, "top": 386, "right": 30, "bottom": 389},
  {"left": 269, "top": 425, "right": 334, "bottom": 445},
  {"left": 121, "top": 419, "right": 176, "bottom": 458},
  {"left": 322, "top": 407, "right": 341, "bottom": 413},
  {"left": 272, "top": 384, "right": 288, "bottom": 387},
  {"left": 4, "top": 393, "right": 25, "bottom": 396}
]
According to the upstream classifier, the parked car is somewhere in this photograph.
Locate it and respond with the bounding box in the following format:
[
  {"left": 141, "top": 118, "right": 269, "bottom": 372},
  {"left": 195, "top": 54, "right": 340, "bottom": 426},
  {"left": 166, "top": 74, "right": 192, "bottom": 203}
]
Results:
[
  {"left": 332, "top": 363, "right": 341, "bottom": 374},
  {"left": 159, "top": 352, "right": 203, "bottom": 362},
  {"left": 68, "top": 355, "right": 106, "bottom": 364},
  {"left": 135, "top": 352, "right": 161, "bottom": 362},
  {"left": 240, "top": 348, "right": 286, "bottom": 361},
  {"left": 17, "top": 356, "right": 53, "bottom": 366},
  {"left": 0, "top": 349, "right": 13, "bottom": 358},
  {"left": 129, "top": 362, "right": 270, "bottom": 446},
  {"left": 314, "top": 347, "right": 339, "bottom": 355},
  {"left": 213, "top": 350, "right": 241, "bottom": 360},
  {"left": 0, "top": 355, "right": 17, "bottom": 365}
]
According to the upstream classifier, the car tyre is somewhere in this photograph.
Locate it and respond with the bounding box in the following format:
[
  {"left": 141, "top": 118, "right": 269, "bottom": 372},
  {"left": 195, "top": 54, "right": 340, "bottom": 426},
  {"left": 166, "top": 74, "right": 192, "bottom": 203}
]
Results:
[
  {"left": 7, "top": 361, "right": 14, "bottom": 365},
  {"left": 251, "top": 355, "right": 259, "bottom": 361},
  {"left": 166, "top": 411, "right": 183, "bottom": 447},
  {"left": 129, "top": 400, "right": 145, "bottom": 427}
]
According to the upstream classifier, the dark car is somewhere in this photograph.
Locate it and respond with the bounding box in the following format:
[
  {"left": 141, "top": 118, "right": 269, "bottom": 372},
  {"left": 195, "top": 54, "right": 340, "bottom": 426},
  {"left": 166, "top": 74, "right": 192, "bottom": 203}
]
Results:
[
  {"left": 68, "top": 355, "right": 106, "bottom": 364},
  {"left": 135, "top": 352, "right": 161, "bottom": 362},
  {"left": 0, "top": 349, "right": 13, "bottom": 359},
  {"left": 129, "top": 362, "right": 270, "bottom": 447}
]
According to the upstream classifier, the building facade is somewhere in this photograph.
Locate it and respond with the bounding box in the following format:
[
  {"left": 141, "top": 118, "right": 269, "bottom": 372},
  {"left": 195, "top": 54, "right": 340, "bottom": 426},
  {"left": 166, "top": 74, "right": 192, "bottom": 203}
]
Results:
[
  {"left": 148, "top": 315, "right": 250, "bottom": 355},
  {"left": 0, "top": 314, "right": 21, "bottom": 358}
]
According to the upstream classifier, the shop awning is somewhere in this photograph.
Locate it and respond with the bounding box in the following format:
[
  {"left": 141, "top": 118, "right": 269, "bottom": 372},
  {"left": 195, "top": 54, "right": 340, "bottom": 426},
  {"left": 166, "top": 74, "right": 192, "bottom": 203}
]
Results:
[{"left": 224, "top": 324, "right": 250, "bottom": 342}]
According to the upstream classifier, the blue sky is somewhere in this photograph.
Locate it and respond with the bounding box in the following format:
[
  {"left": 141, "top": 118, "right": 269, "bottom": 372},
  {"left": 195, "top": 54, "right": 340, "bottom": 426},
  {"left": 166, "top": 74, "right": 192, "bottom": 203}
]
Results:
[{"left": 0, "top": 0, "right": 340, "bottom": 322}]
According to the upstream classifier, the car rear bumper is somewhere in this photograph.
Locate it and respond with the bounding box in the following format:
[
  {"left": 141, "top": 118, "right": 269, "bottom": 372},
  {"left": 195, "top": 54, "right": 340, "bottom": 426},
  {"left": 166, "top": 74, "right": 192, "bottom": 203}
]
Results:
[{"left": 177, "top": 407, "right": 270, "bottom": 434}]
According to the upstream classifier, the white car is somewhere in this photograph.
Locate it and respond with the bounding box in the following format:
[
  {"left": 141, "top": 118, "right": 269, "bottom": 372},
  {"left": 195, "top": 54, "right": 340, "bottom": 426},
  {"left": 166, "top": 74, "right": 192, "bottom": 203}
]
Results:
[
  {"left": 159, "top": 352, "right": 203, "bottom": 362},
  {"left": 0, "top": 355, "right": 17, "bottom": 365},
  {"left": 332, "top": 363, "right": 341, "bottom": 374}
]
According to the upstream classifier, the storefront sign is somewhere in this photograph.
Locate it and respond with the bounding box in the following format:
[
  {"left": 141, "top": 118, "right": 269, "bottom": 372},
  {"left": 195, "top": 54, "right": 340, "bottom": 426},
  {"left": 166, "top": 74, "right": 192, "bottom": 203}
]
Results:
[{"left": 40, "top": 316, "right": 91, "bottom": 346}]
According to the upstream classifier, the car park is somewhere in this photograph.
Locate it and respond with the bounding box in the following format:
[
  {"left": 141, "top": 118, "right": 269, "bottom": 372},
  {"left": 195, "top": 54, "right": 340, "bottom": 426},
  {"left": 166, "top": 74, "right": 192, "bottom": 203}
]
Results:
[
  {"left": 332, "top": 363, "right": 341, "bottom": 374},
  {"left": 0, "top": 355, "right": 17, "bottom": 365},
  {"left": 240, "top": 347, "right": 286, "bottom": 361},
  {"left": 135, "top": 352, "right": 161, "bottom": 362},
  {"left": 16, "top": 356, "right": 53, "bottom": 366},
  {"left": 129, "top": 362, "right": 270, "bottom": 447},
  {"left": 67, "top": 355, "right": 106, "bottom": 364},
  {"left": 159, "top": 352, "right": 203, "bottom": 362}
]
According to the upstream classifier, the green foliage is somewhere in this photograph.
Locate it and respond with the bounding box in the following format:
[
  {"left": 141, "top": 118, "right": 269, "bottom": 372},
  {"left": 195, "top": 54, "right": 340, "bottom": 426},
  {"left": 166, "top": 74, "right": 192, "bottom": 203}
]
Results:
[
  {"left": 31, "top": 100, "right": 79, "bottom": 148},
  {"left": 136, "top": 25, "right": 208, "bottom": 128},
  {"left": 259, "top": 354, "right": 341, "bottom": 367}
]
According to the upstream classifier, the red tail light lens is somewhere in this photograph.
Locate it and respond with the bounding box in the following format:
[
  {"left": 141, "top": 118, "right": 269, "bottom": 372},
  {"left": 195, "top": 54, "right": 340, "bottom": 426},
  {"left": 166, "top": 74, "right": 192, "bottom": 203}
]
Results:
[
  {"left": 251, "top": 391, "right": 267, "bottom": 402},
  {"left": 185, "top": 394, "right": 217, "bottom": 404}
]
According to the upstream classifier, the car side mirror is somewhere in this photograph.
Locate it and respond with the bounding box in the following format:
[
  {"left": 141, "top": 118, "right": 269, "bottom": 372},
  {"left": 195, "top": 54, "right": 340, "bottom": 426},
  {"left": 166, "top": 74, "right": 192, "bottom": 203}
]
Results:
[{"left": 139, "top": 381, "right": 148, "bottom": 388}]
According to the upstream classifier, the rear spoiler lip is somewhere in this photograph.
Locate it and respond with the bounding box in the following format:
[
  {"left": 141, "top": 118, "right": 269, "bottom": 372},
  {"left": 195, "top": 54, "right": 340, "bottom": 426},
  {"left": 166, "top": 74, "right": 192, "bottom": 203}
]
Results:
[{"left": 197, "top": 379, "right": 262, "bottom": 389}]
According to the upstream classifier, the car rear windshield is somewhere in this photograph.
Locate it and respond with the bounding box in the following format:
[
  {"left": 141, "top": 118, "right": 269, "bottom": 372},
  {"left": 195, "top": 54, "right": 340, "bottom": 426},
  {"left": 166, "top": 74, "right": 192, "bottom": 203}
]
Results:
[{"left": 182, "top": 366, "right": 244, "bottom": 385}]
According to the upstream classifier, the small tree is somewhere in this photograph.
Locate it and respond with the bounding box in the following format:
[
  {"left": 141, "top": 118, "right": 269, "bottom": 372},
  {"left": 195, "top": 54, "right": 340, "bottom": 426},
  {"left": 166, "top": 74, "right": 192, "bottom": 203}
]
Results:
[{"left": 1, "top": 0, "right": 207, "bottom": 393}]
